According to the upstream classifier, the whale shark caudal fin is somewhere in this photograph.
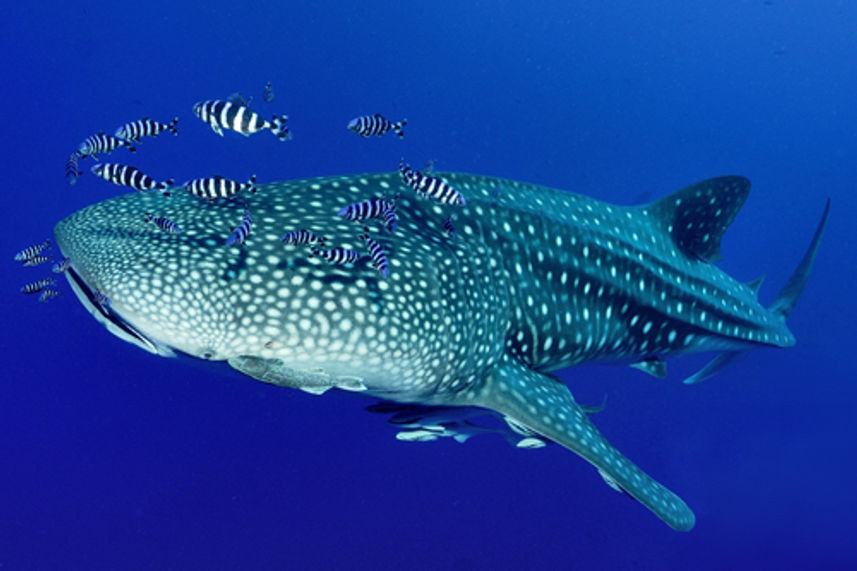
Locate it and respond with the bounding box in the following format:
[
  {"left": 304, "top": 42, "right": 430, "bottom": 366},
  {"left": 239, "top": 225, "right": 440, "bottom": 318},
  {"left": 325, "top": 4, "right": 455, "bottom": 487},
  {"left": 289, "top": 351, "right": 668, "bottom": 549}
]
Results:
[
  {"left": 683, "top": 198, "right": 831, "bottom": 385},
  {"left": 649, "top": 175, "right": 751, "bottom": 263},
  {"left": 468, "top": 354, "right": 696, "bottom": 531}
]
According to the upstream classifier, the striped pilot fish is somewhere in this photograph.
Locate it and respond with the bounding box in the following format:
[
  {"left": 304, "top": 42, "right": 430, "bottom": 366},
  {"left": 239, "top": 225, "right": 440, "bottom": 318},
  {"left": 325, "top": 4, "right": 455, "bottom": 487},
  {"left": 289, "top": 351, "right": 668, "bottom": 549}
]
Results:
[
  {"left": 77, "top": 132, "right": 136, "bottom": 159},
  {"left": 39, "top": 289, "right": 62, "bottom": 303},
  {"left": 193, "top": 100, "right": 291, "bottom": 141},
  {"left": 337, "top": 197, "right": 398, "bottom": 231},
  {"left": 22, "top": 255, "right": 51, "bottom": 267},
  {"left": 65, "top": 153, "right": 82, "bottom": 185},
  {"left": 280, "top": 229, "right": 326, "bottom": 247},
  {"left": 114, "top": 117, "right": 179, "bottom": 142},
  {"left": 91, "top": 163, "right": 174, "bottom": 196},
  {"left": 398, "top": 159, "right": 466, "bottom": 205},
  {"left": 358, "top": 230, "right": 389, "bottom": 278},
  {"left": 144, "top": 212, "right": 181, "bottom": 234},
  {"left": 183, "top": 175, "right": 256, "bottom": 201},
  {"left": 52, "top": 257, "right": 72, "bottom": 273},
  {"left": 309, "top": 245, "right": 362, "bottom": 266},
  {"left": 347, "top": 114, "right": 407, "bottom": 138},
  {"left": 20, "top": 277, "right": 55, "bottom": 295},
  {"left": 226, "top": 209, "right": 253, "bottom": 247},
  {"left": 14, "top": 239, "right": 51, "bottom": 262}
]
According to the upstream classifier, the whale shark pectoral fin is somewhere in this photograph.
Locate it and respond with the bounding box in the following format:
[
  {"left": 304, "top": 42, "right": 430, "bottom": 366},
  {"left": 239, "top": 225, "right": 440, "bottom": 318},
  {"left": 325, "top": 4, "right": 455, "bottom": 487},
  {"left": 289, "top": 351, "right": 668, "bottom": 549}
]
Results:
[
  {"left": 468, "top": 354, "right": 696, "bottom": 531},
  {"left": 227, "top": 355, "right": 366, "bottom": 394}
]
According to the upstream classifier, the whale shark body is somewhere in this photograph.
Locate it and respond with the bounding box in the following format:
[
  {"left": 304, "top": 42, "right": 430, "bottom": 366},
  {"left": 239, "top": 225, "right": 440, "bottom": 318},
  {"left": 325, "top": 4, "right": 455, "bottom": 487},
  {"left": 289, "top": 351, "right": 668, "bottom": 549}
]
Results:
[{"left": 54, "top": 172, "right": 829, "bottom": 531}]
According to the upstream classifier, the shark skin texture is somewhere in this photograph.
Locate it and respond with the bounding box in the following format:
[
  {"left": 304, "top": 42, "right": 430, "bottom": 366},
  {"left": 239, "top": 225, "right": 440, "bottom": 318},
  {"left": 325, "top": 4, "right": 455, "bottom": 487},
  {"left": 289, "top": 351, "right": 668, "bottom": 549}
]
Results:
[{"left": 53, "top": 172, "right": 829, "bottom": 531}]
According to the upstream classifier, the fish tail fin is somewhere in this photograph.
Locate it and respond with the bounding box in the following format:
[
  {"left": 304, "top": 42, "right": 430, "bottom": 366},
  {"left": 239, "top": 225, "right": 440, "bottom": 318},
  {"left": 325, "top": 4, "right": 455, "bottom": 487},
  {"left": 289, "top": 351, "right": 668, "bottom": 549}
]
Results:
[
  {"left": 248, "top": 174, "right": 257, "bottom": 193},
  {"left": 683, "top": 199, "right": 830, "bottom": 385},
  {"left": 470, "top": 354, "right": 695, "bottom": 531},
  {"left": 271, "top": 115, "right": 291, "bottom": 141},
  {"left": 168, "top": 117, "right": 179, "bottom": 134},
  {"left": 125, "top": 140, "right": 137, "bottom": 153},
  {"left": 393, "top": 118, "right": 406, "bottom": 138},
  {"left": 768, "top": 198, "right": 831, "bottom": 320},
  {"left": 158, "top": 179, "right": 174, "bottom": 197}
]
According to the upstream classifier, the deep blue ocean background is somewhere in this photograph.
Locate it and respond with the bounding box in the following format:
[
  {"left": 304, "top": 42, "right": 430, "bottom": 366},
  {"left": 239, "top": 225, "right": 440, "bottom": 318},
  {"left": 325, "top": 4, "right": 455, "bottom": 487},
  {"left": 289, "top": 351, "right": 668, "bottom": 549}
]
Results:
[{"left": 2, "top": 2, "right": 856, "bottom": 569}]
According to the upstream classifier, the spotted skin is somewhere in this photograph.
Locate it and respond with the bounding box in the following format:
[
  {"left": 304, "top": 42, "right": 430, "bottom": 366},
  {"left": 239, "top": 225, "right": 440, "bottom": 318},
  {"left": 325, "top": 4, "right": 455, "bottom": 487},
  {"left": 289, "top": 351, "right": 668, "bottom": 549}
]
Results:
[{"left": 53, "top": 172, "right": 827, "bottom": 531}]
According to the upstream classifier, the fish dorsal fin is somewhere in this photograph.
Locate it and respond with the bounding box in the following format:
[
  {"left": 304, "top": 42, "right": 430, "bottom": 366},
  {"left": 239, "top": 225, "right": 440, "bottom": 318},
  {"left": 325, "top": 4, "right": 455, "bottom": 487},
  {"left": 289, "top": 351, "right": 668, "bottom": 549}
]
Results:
[
  {"left": 649, "top": 176, "right": 750, "bottom": 262},
  {"left": 746, "top": 275, "right": 765, "bottom": 296},
  {"left": 630, "top": 357, "right": 667, "bottom": 379}
]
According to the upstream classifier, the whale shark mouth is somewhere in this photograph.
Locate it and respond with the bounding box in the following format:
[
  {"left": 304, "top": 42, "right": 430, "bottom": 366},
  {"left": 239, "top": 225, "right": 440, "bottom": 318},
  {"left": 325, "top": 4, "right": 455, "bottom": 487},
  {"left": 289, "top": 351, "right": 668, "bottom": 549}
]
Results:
[{"left": 65, "top": 265, "right": 171, "bottom": 357}]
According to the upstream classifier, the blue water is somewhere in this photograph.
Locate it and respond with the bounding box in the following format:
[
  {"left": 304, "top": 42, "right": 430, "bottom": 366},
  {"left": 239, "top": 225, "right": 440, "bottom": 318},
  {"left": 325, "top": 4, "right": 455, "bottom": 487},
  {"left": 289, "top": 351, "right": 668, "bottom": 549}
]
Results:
[{"left": 2, "top": 1, "right": 855, "bottom": 569}]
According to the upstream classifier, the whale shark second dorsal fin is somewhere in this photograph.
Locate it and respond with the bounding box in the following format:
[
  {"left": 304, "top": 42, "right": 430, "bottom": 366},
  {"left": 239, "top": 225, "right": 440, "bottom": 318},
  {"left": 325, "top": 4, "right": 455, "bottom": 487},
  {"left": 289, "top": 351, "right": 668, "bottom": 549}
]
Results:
[{"left": 648, "top": 176, "right": 751, "bottom": 262}]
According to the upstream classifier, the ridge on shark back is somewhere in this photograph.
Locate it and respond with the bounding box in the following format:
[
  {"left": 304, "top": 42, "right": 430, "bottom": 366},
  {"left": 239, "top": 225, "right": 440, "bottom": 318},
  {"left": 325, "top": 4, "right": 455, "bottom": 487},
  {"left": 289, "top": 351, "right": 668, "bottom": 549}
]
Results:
[{"left": 53, "top": 171, "right": 829, "bottom": 531}]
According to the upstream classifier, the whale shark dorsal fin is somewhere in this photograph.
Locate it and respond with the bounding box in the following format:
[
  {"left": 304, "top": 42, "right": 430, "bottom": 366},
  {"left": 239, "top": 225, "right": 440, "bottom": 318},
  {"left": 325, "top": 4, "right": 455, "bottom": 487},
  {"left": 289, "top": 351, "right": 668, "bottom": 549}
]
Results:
[
  {"left": 469, "top": 353, "right": 696, "bottom": 531},
  {"left": 648, "top": 176, "right": 750, "bottom": 262}
]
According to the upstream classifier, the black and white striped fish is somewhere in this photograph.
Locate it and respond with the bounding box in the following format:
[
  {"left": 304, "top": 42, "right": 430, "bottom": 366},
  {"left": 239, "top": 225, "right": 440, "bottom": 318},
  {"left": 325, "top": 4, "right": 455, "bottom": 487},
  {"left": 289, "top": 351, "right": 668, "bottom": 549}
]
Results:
[
  {"left": 193, "top": 100, "right": 291, "bottom": 141},
  {"left": 337, "top": 197, "right": 397, "bottom": 231},
  {"left": 398, "top": 159, "right": 466, "bottom": 205},
  {"left": 144, "top": 212, "right": 181, "bottom": 234},
  {"left": 280, "top": 229, "right": 326, "bottom": 246},
  {"left": 442, "top": 216, "right": 456, "bottom": 237},
  {"left": 20, "top": 277, "right": 55, "bottom": 295},
  {"left": 14, "top": 239, "right": 50, "bottom": 262},
  {"left": 39, "top": 289, "right": 62, "bottom": 303},
  {"left": 65, "top": 153, "right": 82, "bottom": 185},
  {"left": 77, "top": 132, "right": 136, "bottom": 159},
  {"left": 226, "top": 209, "right": 253, "bottom": 247},
  {"left": 183, "top": 175, "right": 256, "bottom": 201},
  {"left": 91, "top": 163, "right": 173, "bottom": 195},
  {"left": 22, "top": 255, "right": 51, "bottom": 267},
  {"left": 114, "top": 117, "right": 179, "bottom": 142},
  {"left": 309, "top": 245, "right": 362, "bottom": 266},
  {"left": 347, "top": 114, "right": 406, "bottom": 138},
  {"left": 359, "top": 230, "right": 390, "bottom": 278},
  {"left": 52, "top": 257, "right": 72, "bottom": 273},
  {"left": 263, "top": 81, "right": 275, "bottom": 103}
]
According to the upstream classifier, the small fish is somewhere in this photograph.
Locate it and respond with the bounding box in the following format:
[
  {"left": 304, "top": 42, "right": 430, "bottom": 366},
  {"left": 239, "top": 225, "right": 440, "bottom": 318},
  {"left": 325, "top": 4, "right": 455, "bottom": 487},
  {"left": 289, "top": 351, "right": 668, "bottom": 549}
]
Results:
[
  {"left": 38, "top": 288, "right": 62, "bottom": 303},
  {"left": 14, "top": 239, "right": 51, "bottom": 262},
  {"left": 144, "top": 212, "right": 181, "bottom": 234},
  {"left": 359, "top": 230, "right": 390, "bottom": 278},
  {"left": 65, "top": 153, "right": 82, "bottom": 185},
  {"left": 347, "top": 114, "right": 406, "bottom": 138},
  {"left": 337, "top": 197, "right": 397, "bottom": 227},
  {"left": 280, "top": 229, "right": 326, "bottom": 246},
  {"left": 183, "top": 175, "right": 256, "bottom": 201},
  {"left": 22, "top": 255, "right": 51, "bottom": 267},
  {"left": 263, "top": 81, "right": 275, "bottom": 103},
  {"left": 382, "top": 206, "right": 398, "bottom": 232},
  {"left": 91, "top": 163, "right": 173, "bottom": 196},
  {"left": 114, "top": 117, "right": 179, "bottom": 142},
  {"left": 226, "top": 209, "right": 253, "bottom": 247},
  {"left": 193, "top": 100, "right": 290, "bottom": 141},
  {"left": 442, "top": 216, "right": 456, "bottom": 237},
  {"left": 309, "top": 245, "right": 362, "bottom": 265},
  {"left": 398, "top": 159, "right": 466, "bottom": 206},
  {"left": 77, "top": 132, "right": 136, "bottom": 159},
  {"left": 93, "top": 291, "right": 110, "bottom": 307},
  {"left": 52, "top": 257, "right": 72, "bottom": 273},
  {"left": 20, "top": 277, "right": 56, "bottom": 295}
]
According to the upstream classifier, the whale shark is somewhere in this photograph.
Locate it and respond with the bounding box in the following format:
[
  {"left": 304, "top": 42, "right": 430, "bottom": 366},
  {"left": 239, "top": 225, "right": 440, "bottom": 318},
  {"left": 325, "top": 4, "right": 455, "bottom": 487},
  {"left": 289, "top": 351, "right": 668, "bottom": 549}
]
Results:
[{"left": 53, "top": 171, "right": 829, "bottom": 531}]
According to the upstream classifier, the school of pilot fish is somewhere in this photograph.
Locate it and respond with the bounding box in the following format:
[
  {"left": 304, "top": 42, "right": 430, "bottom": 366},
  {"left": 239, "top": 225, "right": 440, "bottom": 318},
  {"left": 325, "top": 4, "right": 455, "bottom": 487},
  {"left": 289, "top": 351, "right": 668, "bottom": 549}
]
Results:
[{"left": 16, "top": 81, "right": 453, "bottom": 304}]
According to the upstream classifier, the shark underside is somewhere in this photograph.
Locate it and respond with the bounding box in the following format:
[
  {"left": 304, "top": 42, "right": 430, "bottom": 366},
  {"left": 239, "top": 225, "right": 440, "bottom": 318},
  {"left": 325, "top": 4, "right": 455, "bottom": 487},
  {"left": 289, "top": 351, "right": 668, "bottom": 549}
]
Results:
[{"left": 53, "top": 171, "right": 829, "bottom": 531}]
